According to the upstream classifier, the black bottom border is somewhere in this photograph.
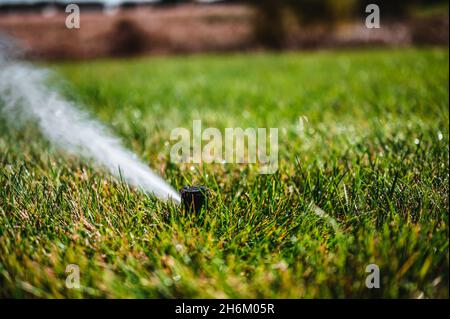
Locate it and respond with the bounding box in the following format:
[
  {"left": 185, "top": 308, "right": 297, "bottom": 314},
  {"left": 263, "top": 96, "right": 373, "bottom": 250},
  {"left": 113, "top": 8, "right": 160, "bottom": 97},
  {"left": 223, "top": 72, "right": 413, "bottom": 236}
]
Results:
[{"left": 2, "top": 299, "right": 449, "bottom": 318}]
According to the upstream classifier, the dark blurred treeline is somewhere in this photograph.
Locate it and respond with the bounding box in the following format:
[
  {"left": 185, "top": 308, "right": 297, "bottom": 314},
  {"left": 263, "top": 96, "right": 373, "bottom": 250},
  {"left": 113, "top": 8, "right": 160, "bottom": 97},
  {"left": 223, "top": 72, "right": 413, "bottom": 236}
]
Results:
[
  {"left": 157, "top": 0, "right": 448, "bottom": 48},
  {"left": 249, "top": 0, "right": 447, "bottom": 21},
  {"left": 247, "top": 0, "right": 448, "bottom": 48}
]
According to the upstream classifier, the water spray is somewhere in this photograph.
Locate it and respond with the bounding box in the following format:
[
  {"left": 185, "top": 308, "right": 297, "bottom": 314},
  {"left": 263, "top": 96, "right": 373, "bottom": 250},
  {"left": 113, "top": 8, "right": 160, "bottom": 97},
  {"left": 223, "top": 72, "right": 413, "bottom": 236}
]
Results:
[{"left": 0, "top": 44, "right": 180, "bottom": 204}]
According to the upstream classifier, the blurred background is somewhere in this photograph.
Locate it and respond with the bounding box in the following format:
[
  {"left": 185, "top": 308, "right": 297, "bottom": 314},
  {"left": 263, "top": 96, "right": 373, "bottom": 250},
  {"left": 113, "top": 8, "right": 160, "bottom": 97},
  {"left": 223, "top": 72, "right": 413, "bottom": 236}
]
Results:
[{"left": 0, "top": 0, "right": 448, "bottom": 60}]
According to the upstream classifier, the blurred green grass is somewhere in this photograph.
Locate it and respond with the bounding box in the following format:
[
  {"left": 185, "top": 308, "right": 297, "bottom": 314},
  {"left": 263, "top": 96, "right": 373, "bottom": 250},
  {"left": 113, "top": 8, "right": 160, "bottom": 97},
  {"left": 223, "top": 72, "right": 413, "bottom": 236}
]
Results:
[{"left": 0, "top": 48, "right": 448, "bottom": 298}]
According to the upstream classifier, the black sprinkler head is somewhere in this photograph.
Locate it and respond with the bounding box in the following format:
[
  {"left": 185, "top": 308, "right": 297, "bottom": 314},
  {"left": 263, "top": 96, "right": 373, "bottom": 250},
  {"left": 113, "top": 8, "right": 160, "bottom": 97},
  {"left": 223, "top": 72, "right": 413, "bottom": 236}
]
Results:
[{"left": 180, "top": 186, "right": 208, "bottom": 214}]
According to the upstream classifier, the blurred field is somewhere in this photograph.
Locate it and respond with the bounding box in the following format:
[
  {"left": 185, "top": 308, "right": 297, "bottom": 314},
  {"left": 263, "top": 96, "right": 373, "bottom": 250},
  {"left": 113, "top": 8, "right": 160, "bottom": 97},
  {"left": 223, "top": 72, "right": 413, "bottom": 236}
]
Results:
[
  {"left": 0, "top": 48, "right": 448, "bottom": 298},
  {"left": 0, "top": 2, "right": 448, "bottom": 60},
  {"left": 0, "top": 4, "right": 255, "bottom": 59}
]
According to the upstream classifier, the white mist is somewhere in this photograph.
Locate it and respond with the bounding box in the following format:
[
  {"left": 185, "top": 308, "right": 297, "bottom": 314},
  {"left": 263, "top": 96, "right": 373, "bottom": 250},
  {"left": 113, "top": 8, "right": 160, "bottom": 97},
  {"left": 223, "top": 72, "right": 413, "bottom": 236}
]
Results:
[{"left": 0, "top": 53, "right": 181, "bottom": 204}]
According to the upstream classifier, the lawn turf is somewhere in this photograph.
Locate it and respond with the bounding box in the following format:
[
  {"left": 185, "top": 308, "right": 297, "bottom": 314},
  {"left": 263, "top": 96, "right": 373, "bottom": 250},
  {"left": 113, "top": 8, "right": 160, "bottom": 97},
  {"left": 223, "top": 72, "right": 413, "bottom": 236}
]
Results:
[{"left": 0, "top": 48, "right": 448, "bottom": 298}]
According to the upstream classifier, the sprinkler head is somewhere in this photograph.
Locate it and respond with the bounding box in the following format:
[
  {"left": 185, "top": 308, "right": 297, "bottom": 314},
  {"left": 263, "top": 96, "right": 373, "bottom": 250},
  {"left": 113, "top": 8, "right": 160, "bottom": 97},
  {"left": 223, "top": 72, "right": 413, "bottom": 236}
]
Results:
[{"left": 180, "top": 186, "right": 208, "bottom": 214}]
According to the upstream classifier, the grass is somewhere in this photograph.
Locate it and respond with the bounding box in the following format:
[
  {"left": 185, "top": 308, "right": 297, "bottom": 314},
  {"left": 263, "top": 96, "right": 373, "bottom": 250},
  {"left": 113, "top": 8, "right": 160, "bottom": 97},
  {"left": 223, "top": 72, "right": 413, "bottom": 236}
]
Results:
[{"left": 0, "top": 48, "right": 448, "bottom": 298}]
